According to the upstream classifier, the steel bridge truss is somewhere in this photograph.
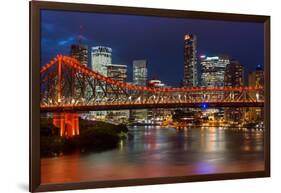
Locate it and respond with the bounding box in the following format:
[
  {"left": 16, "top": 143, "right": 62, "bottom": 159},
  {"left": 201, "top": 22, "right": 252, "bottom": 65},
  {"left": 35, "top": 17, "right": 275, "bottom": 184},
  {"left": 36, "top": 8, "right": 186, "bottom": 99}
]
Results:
[{"left": 40, "top": 55, "right": 264, "bottom": 112}]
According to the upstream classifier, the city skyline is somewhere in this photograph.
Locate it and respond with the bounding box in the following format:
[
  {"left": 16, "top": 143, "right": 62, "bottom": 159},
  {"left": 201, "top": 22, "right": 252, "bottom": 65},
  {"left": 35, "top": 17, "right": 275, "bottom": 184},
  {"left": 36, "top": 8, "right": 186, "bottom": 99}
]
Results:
[
  {"left": 41, "top": 10, "right": 264, "bottom": 86},
  {"left": 39, "top": 7, "right": 266, "bottom": 185}
]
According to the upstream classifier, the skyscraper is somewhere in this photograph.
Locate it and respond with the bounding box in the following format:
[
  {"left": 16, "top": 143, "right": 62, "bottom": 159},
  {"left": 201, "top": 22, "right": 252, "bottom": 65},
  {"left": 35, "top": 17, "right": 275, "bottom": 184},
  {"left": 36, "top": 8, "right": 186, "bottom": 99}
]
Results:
[
  {"left": 224, "top": 60, "right": 244, "bottom": 122},
  {"left": 106, "top": 64, "right": 127, "bottom": 95},
  {"left": 70, "top": 44, "right": 88, "bottom": 66},
  {"left": 131, "top": 60, "right": 148, "bottom": 123},
  {"left": 91, "top": 46, "right": 112, "bottom": 75},
  {"left": 133, "top": 60, "right": 147, "bottom": 86},
  {"left": 250, "top": 64, "right": 264, "bottom": 87},
  {"left": 105, "top": 64, "right": 129, "bottom": 123},
  {"left": 248, "top": 64, "right": 264, "bottom": 99},
  {"left": 90, "top": 46, "right": 112, "bottom": 119},
  {"left": 224, "top": 60, "right": 244, "bottom": 87},
  {"left": 183, "top": 34, "right": 198, "bottom": 87},
  {"left": 200, "top": 55, "right": 230, "bottom": 120},
  {"left": 70, "top": 44, "right": 90, "bottom": 99},
  {"left": 200, "top": 55, "right": 230, "bottom": 88},
  {"left": 247, "top": 65, "right": 264, "bottom": 122},
  {"left": 90, "top": 46, "right": 112, "bottom": 96}
]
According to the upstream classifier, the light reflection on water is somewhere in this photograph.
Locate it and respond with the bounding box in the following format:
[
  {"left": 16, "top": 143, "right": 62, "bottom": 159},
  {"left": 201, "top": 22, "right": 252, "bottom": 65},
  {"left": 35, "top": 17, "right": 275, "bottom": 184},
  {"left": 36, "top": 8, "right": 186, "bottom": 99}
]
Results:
[{"left": 41, "top": 126, "right": 264, "bottom": 184}]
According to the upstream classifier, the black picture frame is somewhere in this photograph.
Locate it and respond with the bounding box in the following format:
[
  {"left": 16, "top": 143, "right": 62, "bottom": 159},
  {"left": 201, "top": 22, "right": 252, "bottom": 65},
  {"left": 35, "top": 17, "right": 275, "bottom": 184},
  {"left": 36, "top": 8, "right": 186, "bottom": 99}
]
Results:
[{"left": 30, "top": 1, "right": 270, "bottom": 192}]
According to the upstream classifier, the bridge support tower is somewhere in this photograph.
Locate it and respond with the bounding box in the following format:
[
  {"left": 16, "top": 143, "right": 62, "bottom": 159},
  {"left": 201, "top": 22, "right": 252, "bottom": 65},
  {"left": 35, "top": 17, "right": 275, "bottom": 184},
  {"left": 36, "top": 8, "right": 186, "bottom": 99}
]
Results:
[{"left": 52, "top": 112, "right": 80, "bottom": 137}]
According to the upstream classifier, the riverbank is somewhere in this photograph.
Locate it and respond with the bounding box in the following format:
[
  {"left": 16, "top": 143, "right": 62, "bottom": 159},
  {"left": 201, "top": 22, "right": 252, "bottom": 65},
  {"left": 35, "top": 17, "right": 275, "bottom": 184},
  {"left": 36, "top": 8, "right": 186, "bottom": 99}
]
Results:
[{"left": 40, "top": 118, "right": 128, "bottom": 157}]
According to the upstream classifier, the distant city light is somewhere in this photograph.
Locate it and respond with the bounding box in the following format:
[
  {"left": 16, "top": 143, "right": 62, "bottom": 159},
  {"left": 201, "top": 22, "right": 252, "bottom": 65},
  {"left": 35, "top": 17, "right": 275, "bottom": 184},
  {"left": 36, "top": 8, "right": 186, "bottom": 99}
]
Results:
[
  {"left": 206, "top": 56, "right": 219, "bottom": 61},
  {"left": 184, "top": 34, "right": 191, "bottom": 40},
  {"left": 201, "top": 102, "right": 208, "bottom": 109}
]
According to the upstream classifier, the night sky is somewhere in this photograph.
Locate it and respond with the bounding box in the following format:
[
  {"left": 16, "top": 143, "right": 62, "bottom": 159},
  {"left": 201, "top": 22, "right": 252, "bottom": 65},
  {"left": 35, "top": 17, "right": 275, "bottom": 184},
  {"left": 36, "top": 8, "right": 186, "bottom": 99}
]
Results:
[{"left": 41, "top": 10, "right": 264, "bottom": 86}]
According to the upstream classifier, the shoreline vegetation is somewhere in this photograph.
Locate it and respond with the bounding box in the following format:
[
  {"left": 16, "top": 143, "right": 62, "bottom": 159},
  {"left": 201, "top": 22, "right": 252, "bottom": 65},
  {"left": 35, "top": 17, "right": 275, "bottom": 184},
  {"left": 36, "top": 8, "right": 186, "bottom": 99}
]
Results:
[{"left": 40, "top": 118, "right": 128, "bottom": 157}]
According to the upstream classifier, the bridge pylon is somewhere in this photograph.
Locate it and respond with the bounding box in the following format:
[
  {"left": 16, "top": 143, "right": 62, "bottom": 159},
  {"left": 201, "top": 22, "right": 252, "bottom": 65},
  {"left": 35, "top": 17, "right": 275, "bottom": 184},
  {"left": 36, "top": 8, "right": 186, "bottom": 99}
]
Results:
[{"left": 53, "top": 112, "right": 79, "bottom": 137}]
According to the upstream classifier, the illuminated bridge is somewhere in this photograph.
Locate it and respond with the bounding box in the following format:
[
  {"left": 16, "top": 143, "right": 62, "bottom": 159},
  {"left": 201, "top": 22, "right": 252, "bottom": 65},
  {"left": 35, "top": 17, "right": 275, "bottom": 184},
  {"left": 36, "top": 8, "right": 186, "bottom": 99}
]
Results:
[
  {"left": 41, "top": 55, "right": 264, "bottom": 112},
  {"left": 40, "top": 55, "right": 264, "bottom": 136}
]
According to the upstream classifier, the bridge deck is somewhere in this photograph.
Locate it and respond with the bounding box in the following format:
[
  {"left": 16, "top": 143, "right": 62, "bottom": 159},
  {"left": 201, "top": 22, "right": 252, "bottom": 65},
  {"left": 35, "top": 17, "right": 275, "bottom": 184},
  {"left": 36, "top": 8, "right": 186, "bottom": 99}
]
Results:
[{"left": 40, "top": 101, "right": 264, "bottom": 112}]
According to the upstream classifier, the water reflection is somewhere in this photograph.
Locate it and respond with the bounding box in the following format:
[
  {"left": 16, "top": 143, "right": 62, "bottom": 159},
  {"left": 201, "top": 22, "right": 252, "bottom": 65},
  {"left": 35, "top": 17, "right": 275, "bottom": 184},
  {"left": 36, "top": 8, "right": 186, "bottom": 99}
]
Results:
[{"left": 41, "top": 126, "right": 264, "bottom": 184}]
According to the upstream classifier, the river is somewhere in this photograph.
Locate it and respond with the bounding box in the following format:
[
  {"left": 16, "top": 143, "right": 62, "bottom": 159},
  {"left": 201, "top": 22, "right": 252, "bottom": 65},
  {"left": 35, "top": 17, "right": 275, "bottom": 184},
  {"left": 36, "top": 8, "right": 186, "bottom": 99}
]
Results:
[{"left": 41, "top": 126, "right": 264, "bottom": 184}]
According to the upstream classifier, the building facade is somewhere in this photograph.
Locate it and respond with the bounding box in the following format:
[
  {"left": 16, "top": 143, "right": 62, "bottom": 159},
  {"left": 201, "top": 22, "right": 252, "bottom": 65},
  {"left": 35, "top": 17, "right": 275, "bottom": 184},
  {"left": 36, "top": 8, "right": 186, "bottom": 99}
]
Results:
[
  {"left": 91, "top": 46, "right": 112, "bottom": 74},
  {"left": 183, "top": 34, "right": 198, "bottom": 87},
  {"left": 224, "top": 60, "right": 244, "bottom": 122},
  {"left": 224, "top": 60, "right": 244, "bottom": 88},
  {"left": 90, "top": 46, "right": 112, "bottom": 119},
  {"left": 106, "top": 64, "right": 127, "bottom": 95},
  {"left": 147, "top": 79, "right": 172, "bottom": 125},
  {"left": 246, "top": 65, "right": 264, "bottom": 122},
  {"left": 249, "top": 65, "right": 264, "bottom": 88},
  {"left": 133, "top": 60, "right": 148, "bottom": 86},
  {"left": 200, "top": 55, "right": 230, "bottom": 122},
  {"left": 70, "top": 44, "right": 91, "bottom": 99},
  {"left": 70, "top": 44, "right": 88, "bottom": 66},
  {"left": 105, "top": 64, "right": 129, "bottom": 123},
  {"left": 131, "top": 60, "right": 148, "bottom": 123},
  {"left": 200, "top": 55, "right": 230, "bottom": 88}
]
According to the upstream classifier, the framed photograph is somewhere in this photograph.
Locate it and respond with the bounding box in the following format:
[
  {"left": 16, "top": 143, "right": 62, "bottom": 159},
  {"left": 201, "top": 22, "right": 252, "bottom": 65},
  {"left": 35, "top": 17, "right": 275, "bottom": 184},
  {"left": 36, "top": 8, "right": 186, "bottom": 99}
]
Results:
[{"left": 30, "top": 1, "right": 270, "bottom": 192}]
